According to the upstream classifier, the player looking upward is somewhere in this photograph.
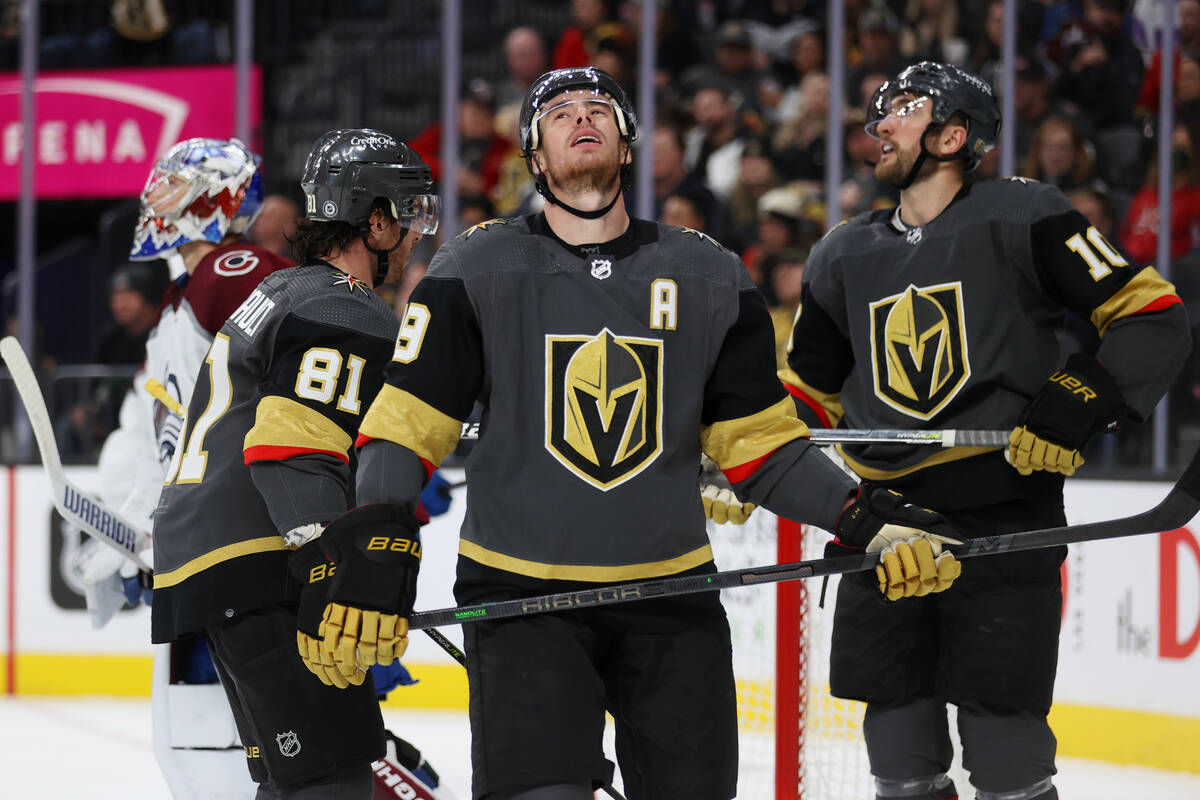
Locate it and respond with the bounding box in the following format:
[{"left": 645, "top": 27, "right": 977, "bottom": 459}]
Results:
[
  {"left": 310, "top": 67, "right": 962, "bottom": 800},
  {"left": 781, "top": 62, "right": 1191, "bottom": 800}
]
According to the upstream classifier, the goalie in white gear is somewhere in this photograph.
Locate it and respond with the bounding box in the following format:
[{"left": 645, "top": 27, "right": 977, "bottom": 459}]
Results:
[{"left": 77, "top": 137, "right": 293, "bottom": 800}]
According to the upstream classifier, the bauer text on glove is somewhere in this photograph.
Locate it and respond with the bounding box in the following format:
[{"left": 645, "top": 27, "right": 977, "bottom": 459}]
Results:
[
  {"left": 1007, "top": 353, "right": 1125, "bottom": 477},
  {"left": 317, "top": 503, "right": 421, "bottom": 685}
]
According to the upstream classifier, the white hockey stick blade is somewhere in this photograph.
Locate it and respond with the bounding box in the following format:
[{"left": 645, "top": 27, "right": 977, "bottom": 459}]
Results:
[
  {"left": 457, "top": 421, "right": 1008, "bottom": 448},
  {"left": 1, "top": 337, "right": 152, "bottom": 571}
]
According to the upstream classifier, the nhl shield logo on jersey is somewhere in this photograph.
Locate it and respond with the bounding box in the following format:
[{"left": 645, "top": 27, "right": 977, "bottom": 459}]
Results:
[
  {"left": 590, "top": 258, "right": 612, "bottom": 279},
  {"left": 275, "top": 731, "right": 302, "bottom": 757},
  {"left": 545, "top": 328, "right": 663, "bottom": 490},
  {"left": 869, "top": 282, "right": 971, "bottom": 420}
]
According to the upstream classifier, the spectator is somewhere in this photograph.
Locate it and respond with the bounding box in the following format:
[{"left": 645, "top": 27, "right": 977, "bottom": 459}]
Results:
[
  {"left": 552, "top": 0, "right": 622, "bottom": 69},
  {"left": 651, "top": 122, "right": 735, "bottom": 245},
  {"left": 619, "top": 0, "right": 700, "bottom": 88},
  {"left": 1120, "top": 108, "right": 1200, "bottom": 264},
  {"left": 686, "top": 20, "right": 772, "bottom": 119},
  {"left": 685, "top": 82, "right": 746, "bottom": 199},
  {"left": 1135, "top": 0, "right": 1200, "bottom": 116},
  {"left": 662, "top": 189, "right": 710, "bottom": 231},
  {"left": 94, "top": 261, "right": 166, "bottom": 365},
  {"left": 773, "top": 71, "right": 833, "bottom": 181},
  {"left": 848, "top": 3, "right": 906, "bottom": 105},
  {"left": 410, "top": 78, "right": 518, "bottom": 202},
  {"left": 741, "top": 183, "right": 822, "bottom": 285},
  {"left": 1067, "top": 185, "right": 1120, "bottom": 241},
  {"left": 1011, "top": 57, "right": 1069, "bottom": 164},
  {"left": 899, "top": 0, "right": 968, "bottom": 65},
  {"left": 1048, "top": 0, "right": 1144, "bottom": 130},
  {"left": 1020, "top": 115, "right": 1097, "bottom": 191},
  {"left": 776, "top": 24, "right": 828, "bottom": 122},
  {"left": 728, "top": 136, "right": 781, "bottom": 247},
  {"left": 762, "top": 246, "right": 809, "bottom": 364},
  {"left": 496, "top": 26, "right": 549, "bottom": 110},
  {"left": 247, "top": 194, "right": 299, "bottom": 258}
]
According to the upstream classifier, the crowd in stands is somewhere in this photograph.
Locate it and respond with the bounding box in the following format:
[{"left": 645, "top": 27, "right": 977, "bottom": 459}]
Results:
[{"left": 6, "top": 0, "right": 1200, "bottom": 468}]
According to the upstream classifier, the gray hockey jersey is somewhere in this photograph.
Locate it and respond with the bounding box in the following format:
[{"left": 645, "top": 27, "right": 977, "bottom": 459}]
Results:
[
  {"left": 357, "top": 214, "right": 840, "bottom": 583},
  {"left": 782, "top": 177, "right": 1189, "bottom": 508},
  {"left": 151, "top": 262, "right": 398, "bottom": 642}
]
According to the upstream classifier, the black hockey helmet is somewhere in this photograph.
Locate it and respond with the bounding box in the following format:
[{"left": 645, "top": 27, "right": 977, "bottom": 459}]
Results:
[
  {"left": 301, "top": 128, "right": 439, "bottom": 234},
  {"left": 866, "top": 61, "right": 1001, "bottom": 170},
  {"left": 518, "top": 67, "right": 639, "bottom": 219},
  {"left": 519, "top": 66, "right": 639, "bottom": 156}
]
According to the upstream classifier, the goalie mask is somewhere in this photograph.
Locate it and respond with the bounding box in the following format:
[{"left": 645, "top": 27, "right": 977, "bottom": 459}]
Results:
[
  {"left": 519, "top": 67, "right": 639, "bottom": 219},
  {"left": 865, "top": 61, "right": 1000, "bottom": 187},
  {"left": 130, "top": 138, "right": 264, "bottom": 260}
]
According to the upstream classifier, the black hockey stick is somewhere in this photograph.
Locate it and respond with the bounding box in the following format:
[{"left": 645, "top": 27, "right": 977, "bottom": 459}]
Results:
[
  {"left": 409, "top": 447, "right": 1200, "bottom": 631},
  {"left": 459, "top": 421, "right": 1010, "bottom": 448}
]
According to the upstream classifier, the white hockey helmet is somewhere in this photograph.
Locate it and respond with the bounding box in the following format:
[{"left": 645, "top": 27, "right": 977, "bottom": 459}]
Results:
[{"left": 130, "top": 138, "right": 264, "bottom": 260}]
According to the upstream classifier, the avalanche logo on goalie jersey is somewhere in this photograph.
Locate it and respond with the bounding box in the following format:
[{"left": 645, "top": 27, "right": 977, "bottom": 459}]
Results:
[
  {"left": 868, "top": 281, "right": 971, "bottom": 419},
  {"left": 545, "top": 328, "right": 663, "bottom": 490}
]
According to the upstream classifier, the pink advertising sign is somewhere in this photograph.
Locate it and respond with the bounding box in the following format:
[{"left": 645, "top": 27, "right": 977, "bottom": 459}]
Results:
[{"left": 0, "top": 64, "right": 262, "bottom": 200}]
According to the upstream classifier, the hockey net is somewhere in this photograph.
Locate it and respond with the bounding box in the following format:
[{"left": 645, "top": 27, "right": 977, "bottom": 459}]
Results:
[{"left": 708, "top": 511, "right": 872, "bottom": 800}]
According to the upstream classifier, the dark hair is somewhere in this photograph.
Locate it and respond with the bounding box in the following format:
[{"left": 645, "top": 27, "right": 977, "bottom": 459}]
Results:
[{"left": 288, "top": 198, "right": 392, "bottom": 262}]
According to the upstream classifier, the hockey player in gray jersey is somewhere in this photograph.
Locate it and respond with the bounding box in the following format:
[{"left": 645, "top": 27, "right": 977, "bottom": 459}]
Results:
[
  {"left": 151, "top": 128, "right": 439, "bottom": 799},
  {"left": 781, "top": 62, "right": 1191, "bottom": 800},
  {"left": 304, "top": 67, "right": 963, "bottom": 800}
]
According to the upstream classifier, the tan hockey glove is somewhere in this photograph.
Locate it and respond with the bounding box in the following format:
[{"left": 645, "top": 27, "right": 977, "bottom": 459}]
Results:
[
  {"left": 1007, "top": 354, "right": 1125, "bottom": 477},
  {"left": 836, "top": 486, "right": 962, "bottom": 601},
  {"left": 700, "top": 455, "right": 756, "bottom": 525},
  {"left": 318, "top": 504, "right": 421, "bottom": 684}
]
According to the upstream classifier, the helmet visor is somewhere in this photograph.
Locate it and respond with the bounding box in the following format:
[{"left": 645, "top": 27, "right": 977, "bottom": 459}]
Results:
[
  {"left": 140, "top": 166, "right": 205, "bottom": 220},
  {"left": 395, "top": 193, "right": 441, "bottom": 236},
  {"left": 530, "top": 90, "right": 626, "bottom": 149},
  {"left": 864, "top": 81, "right": 931, "bottom": 139}
]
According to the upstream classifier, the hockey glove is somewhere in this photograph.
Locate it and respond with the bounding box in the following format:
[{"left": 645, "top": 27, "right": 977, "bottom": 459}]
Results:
[
  {"left": 287, "top": 541, "right": 354, "bottom": 688},
  {"left": 836, "top": 486, "right": 962, "bottom": 601},
  {"left": 700, "top": 455, "right": 756, "bottom": 525},
  {"left": 319, "top": 503, "right": 421, "bottom": 683},
  {"left": 419, "top": 470, "right": 453, "bottom": 518},
  {"left": 1008, "top": 354, "right": 1126, "bottom": 477}
]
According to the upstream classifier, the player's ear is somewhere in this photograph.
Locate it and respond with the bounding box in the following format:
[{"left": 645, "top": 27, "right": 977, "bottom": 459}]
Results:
[
  {"left": 531, "top": 150, "right": 546, "bottom": 176},
  {"left": 621, "top": 140, "right": 632, "bottom": 165}
]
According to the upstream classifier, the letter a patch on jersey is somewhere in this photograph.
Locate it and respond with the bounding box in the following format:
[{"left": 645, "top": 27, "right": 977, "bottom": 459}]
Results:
[
  {"left": 868, "top": 282, "right": 971, "bottom": 420},
  {"left": 545, "top": 328, "right": 663, "bottom": 490}
]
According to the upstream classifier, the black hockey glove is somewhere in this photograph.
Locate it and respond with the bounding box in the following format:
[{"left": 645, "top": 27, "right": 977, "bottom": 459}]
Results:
[
  {"left": 835, "top": 486, "right": 962, "bottom": 602},
  {"left": 287, "top": 541, "right": 356, "bottom": 688},
  {"left": 318, "top": 503, "right": 421, "bottom": 685},
  {"left": 1008, "top": 353, "right": 1126, "bottom": 477}
]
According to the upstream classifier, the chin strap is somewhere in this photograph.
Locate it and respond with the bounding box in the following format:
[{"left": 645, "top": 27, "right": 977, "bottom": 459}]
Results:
[
  {"left": 361, "top": 227, "right": 407, "bottom": 285},
  {"left": 896, "top": 123, "right": 968, "bottom": 190},
  {"left": 532, "top": 162, "right": 632, "bottom": 220}
]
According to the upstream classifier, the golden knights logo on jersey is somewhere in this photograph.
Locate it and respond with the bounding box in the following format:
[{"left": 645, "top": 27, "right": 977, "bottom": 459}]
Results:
[
  {"left": 545, "top": 328, "right": 663, "bottom": 490},
  {"left": 868, "top": 282, "right": 971, "bottom": 419}
]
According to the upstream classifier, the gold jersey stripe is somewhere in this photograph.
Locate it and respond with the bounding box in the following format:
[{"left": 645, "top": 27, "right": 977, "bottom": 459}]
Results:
[
  {"left": 777, "top": 366, "right": 845, "bottom": 428},
  {"left": 701, "top": 396, "right": 810, "bottom": 470},
  {"left": 1090, "top": 267, "right": 1178, "bottom": 337},
  {"left": 154, "top": 536, "right": 290, "bottom": 588},
  {"left": 243, "top": 395, "right": 352, "bottom": 457},
  {"left": 837, "top": 443, "right": 999, "bottom": 481},
  {"left": 359, "top": 384, "right": 463, "bottom": 468},
  {"left": 459, "top": 538, "right": 715, "bottom": 582}
]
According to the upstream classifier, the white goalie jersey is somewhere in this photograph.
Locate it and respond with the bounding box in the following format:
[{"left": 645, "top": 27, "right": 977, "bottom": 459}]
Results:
[{"left": 81, "top": 243, "right": 293, "bottom": 627}]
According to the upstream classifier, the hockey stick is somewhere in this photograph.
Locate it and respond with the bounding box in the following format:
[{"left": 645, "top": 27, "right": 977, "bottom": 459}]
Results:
[
  {"left": 409, "top": 446, "right": 1200, "bottom": 630},
  {"left": 0, "top": 337, "right": 153, "bottom": 570},
  {"left": 459, "top": 422, "right": 1010, "bottom": 448}
]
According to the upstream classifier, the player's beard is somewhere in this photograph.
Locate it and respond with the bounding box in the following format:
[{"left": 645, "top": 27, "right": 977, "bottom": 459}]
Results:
[
  {"left": 543, "top": 146, "right": 622, "bottom": 199},
  {"left": 874, "top": 142, "right": 931, "bottom": 187}
]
